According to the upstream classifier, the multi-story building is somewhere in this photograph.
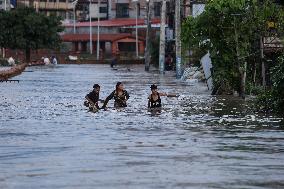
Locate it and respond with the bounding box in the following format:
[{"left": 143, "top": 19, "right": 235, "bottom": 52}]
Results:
[
  {"left": 76, "top": 0, "right": 163, "bottom": 21},
  {"left": 16, "top": 0, "right": 74, "bottom": 20},
  {"left": 75, "top": 0, "right": 108, "bottom": 21},
  {"left": 61, "top": 0, "right": 165, "bottom": 57},
  {"left": 8, "top": 0, "right": 168, "bottom": 59},
  {"left": 15, "top": 0, "right": 164, "bottom": 22}
]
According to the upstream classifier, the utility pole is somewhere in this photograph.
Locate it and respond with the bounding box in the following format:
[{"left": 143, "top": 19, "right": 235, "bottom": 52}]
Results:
[
  {"left": 72, "top": 0, "right": 78, "bottom": 34},
  {"left": 89, "top": 0, "right": 93, "bottom": 54},
  {"left": 132, "top": 0, "right": 139, "bottom": 58},
  {"left": 159, "top": 0, "right": 166, "bottom": 74},
  {"left": 145, "top": 0, "right": 152, "bottom": 71},
  {"left": 175, "top": 0, "right": 182, "bottom": 78},
  {"left": 96, "top": 0, "right": 100, "bottom": 60},
  {"left": 135, "top": 1, "right": 139, "bottom": 58},
  {"left": 73, "top": 5, "right": 76, "bottom": 33}
]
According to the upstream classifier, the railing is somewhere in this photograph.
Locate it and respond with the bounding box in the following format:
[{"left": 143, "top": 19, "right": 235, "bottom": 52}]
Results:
[{"left": 263, "top": 36, "right": 284, "bottom": 52}]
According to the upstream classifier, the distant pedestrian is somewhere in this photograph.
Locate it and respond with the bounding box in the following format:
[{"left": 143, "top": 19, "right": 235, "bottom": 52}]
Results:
[
  {"left": 110, "top": 56, "right": 117, "bottom": 68},
  {"left": 44, "top": 57, "right": 50, "bottom": 65},
  {"left": 8, "top": 57, "right": 15, "bottom": 66},
  {"left": 51, "top": 56, "right": 58, "bottom": 65},
  {"left": 165, "top": 55, "right": 173, "bottom": 71}
]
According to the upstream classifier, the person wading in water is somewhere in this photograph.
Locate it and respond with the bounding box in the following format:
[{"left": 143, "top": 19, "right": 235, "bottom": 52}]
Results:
[
  {"left": 148, "top": 84, "right": 168, "bottom": 109},
  {"left": 84, "top": 84, "right": 102, "bottom": 112},
  {"left": 101, "top": 82, "right": 130, "bottom": 109}
]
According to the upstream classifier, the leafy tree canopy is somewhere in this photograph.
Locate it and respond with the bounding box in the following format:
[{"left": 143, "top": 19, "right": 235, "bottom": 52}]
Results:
[
  {"left": 182, "top": 0, "right": 284, "bottom": 93},
  {"left": 0, "top": 8, "right": 63, "bottom": 62}
]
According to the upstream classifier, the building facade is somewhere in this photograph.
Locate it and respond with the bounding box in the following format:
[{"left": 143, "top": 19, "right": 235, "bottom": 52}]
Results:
[
  {"left": 61, "top": 0, "right": 165, "bottom": 58},
  {"left": 0, "top": 0, "right": 11, "bottom": 10},
  {"left": 16, "top": 0, "right": 73, "bottom": 20},
  {"left": 7, "top": 0, "right": 170, "bottom": 59},
  {"left": 14, "top": 0, "right": 164, "bottom": 22}
]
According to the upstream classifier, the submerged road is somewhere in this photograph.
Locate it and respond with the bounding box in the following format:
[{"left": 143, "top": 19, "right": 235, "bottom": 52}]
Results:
[{"left": 0, "top": 64, "right": 283, "bottom": 189}]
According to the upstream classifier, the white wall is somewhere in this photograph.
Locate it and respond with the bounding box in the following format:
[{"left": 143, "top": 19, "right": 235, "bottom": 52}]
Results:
[
  {"left": 192, "top": 4, "right": 205, "bottom": 17},
  {"left": 90, "top": 3, "right": 107, "bottom": 19},
  {"left": 0, "top": 0, "right": 11, "bottom": 10}
]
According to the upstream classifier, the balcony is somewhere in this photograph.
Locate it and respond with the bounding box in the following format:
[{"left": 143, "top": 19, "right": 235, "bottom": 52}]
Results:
[
  {"left": 264, "top": 36, "right": 284, "bottom": 53},
  {"left": 37, "top": 1, "right": 73, "bottom": 10}
]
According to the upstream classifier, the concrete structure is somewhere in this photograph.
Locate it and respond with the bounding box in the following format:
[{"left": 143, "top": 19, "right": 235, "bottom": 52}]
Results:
[
  {"left": 74, "top": 0, "right": 108, "bottom": 21},
  {"left": 61, "top": 18, "right": 160, "bottom": 57},
  {"left": 15, "top": 0, "right": 163, "bottom": 22},
  {"left": 61, "top": 33, "right": 145, "bottom": 57},
  {"left": 78, "top": 0, "right": 164, "bottom": 21},
  {"left": 17, "top": 0, "right": 73, "bottom": 20},
  {"left": 63, "top": 17, "right": 161, "bottom": 33},
  {"left": 0, "top": 0, "right": 11, "bottom": 10},
  {"left": 11, "top": 0, "right": 166, "bottom": 60}
]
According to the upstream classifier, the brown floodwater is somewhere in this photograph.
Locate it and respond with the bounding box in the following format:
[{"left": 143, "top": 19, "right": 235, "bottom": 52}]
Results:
[{"left": 0, "top": 64, "right": 283, "bottom": 189}]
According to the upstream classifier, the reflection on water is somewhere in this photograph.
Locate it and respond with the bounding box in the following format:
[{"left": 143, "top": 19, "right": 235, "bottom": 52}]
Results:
[{"left": 0, "top": 64, "right": 283, "bottom": 189}]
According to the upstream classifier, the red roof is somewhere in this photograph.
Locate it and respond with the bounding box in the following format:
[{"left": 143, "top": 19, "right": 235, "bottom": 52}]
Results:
[
  {"left": 63, "top": 18, "right": 160, "bottom": 28},
  {"left": 61, "top": 33, "right": 144, "bottom": 42}
]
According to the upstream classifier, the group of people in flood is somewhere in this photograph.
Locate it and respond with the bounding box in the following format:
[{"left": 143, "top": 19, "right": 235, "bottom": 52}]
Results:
[
  {"left": 84, "top": 82, "right": 177, "bottom": 112},
  {"left": 43, "top": 56, "right": 58, "bottom": 65}
]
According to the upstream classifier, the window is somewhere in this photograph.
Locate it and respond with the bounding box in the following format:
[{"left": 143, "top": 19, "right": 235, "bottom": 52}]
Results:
[
  {"left": 154, "top": 2, "right": 161, "bottom": 17},
  {"left": 49, "top": 11, "right": 57, "bottom": 16},
  {"left": 100, "top": 6, "right": 107, "bottom": 13},
  {"left": 119, "top": 42, "right": 135, "bottom": 52},
  {"left": 116, "top": 3, "right": 129, "bottom": 18}
]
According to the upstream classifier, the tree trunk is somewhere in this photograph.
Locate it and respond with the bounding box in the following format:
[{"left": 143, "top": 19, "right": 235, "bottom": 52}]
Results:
[
  {"left": 25, "top": 48, "right": 31, "bottom": 63},
  {"left": 233, "top": 16, "right": 246, "bottom": 98},
  {"left": 159, "top": 0, "right": 166, "bottom": 74},
  {"left": 239, "top": 62, "right": 247, "bottom": 99},
  {"left": 260, "top": 37, "right": 266, "bottom": 87},
  {"left": 253, "top": 59, "right": 256, "bottom": 85},
  {"left": 145, "top": 0, "right": 152, "bottom": 71},
  {"left": 175, "top": 0, "right": 182, "bottom": 78}
]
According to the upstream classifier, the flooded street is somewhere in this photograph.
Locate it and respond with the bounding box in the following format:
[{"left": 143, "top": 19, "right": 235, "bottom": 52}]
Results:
[{"left": 0, "top": 64, "right": 284, "bottom": 189}]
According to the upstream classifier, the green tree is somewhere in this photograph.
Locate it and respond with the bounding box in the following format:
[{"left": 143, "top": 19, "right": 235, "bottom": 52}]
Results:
[
  {"left": 0, "top": 11, "right": 14, "bottom": 51},
  {"left": 182, "top": 0, "right": 284, "bottom": 97},
  {"left": 256, "top": 55, "right": 284, "bottom": 114},
  {"left": 0, "top": 8, "right": 63, "bottom": 62}
]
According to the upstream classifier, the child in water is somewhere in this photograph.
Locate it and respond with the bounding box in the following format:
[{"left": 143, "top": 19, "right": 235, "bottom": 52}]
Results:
[
  {"left": 84, "top": 84, "right": 102, "bottom": 112},
  {"left": 101, "top": 82, "right": 130, "bottom": 109},
  {"left": 147, "top": 84, "right": 168, "bottom": 108}
]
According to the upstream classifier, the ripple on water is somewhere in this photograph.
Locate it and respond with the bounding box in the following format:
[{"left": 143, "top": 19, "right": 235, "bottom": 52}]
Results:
[{"left": 0, "top": 64, "right": 284, "bottom": 189}]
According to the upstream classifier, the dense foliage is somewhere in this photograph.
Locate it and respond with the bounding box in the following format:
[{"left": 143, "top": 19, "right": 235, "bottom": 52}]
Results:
[
  {"left": 182, "top": 0, "right": 284, "bottom": 96},
  {"left": 0, "top": 8, "right": 63, "bottom": 62},
  {"left": 257, "top": 55, "right": 284, "bottom": 114}
]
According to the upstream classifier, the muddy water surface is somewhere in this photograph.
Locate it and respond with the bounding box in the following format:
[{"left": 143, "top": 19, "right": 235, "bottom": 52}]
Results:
[{"left": 0, "top": 64, "right": 283, "bottom": 189}]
